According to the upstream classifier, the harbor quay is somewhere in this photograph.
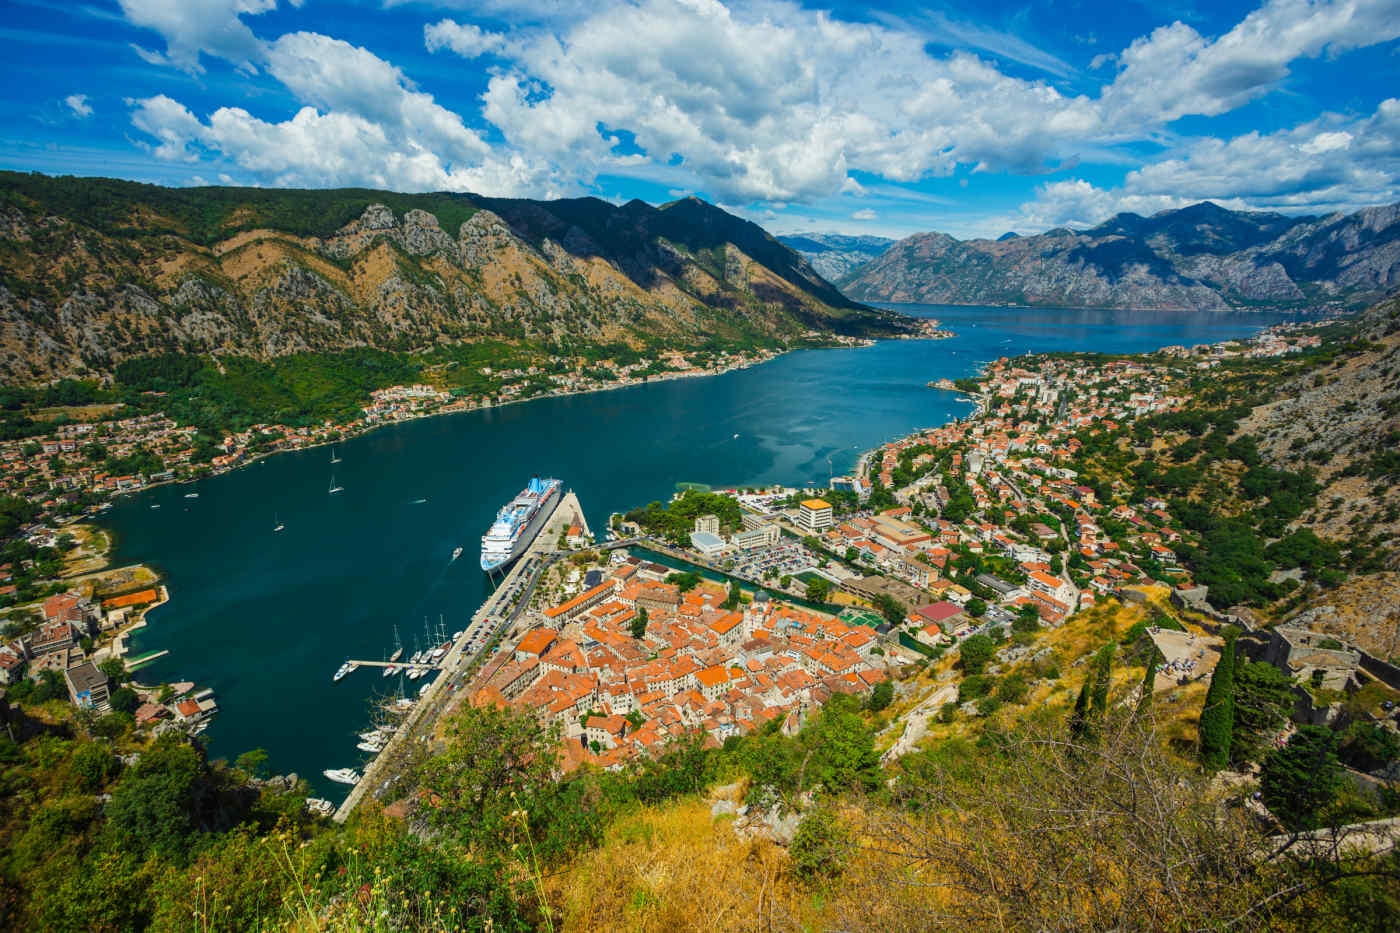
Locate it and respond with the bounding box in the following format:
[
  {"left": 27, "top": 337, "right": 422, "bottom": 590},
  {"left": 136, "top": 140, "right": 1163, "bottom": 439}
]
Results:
[{"left": 333, "top": 490, "right": 590, "bottom": 821}]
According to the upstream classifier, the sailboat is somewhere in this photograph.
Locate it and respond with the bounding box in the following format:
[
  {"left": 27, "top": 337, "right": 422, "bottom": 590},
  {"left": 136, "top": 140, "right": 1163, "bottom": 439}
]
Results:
[
  {"left": 328, "top": 474, "right": 344, "bottom": 495},
  {"left": 330, "top": 445, "right": 341, "bottom": 464},
  {"left": 383, "top": 626, "right": 403, "bottom": 677},
  {"left": 273, "top": 512, "right": 285, "bottom": 533}
]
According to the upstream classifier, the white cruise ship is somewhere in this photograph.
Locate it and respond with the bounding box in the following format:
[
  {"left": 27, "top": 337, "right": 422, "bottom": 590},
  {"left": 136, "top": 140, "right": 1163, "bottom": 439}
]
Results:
[{"left": 480, "top": 477, "right": 561, "bottom": 572}]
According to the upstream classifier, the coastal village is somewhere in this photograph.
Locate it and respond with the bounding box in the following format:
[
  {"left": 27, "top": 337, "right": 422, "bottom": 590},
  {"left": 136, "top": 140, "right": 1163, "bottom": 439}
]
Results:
[
  {"left": 0, "top": 318, "right": 1371, "bottom": 779},
  {"left": 447, "top": 321, "right": 1362, "bottom": 772}
]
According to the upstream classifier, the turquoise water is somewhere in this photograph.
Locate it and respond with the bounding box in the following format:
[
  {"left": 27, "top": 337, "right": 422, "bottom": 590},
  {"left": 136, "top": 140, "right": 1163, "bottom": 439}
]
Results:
[{"left": 106, "top": 305, "right": 1304, "bottom": 791}]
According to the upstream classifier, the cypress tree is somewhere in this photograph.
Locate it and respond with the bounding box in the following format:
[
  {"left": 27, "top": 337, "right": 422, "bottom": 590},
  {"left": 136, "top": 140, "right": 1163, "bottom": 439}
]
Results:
[
  {"left": 1069, "top": 676, "right": 1092, "bottom": 740},
  {"left": 1198, "top": 633, "right": 1238, "bottom": 771},
  {"left": 1136, "top": 645, "right": 1162, "bottom": 716},
  {"left": 1090, "top": 646, "right": 1113, "bottom": 718}
]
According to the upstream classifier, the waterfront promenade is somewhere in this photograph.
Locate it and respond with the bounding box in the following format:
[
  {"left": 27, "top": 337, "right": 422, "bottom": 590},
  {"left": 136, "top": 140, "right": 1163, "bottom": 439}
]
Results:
[{"left": 333, "top": 490, "right": 590, "bottom": 822}]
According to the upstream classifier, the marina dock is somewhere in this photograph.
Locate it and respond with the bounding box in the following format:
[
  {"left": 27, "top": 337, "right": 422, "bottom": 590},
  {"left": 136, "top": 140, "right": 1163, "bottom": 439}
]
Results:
[{"left": 333, "top": 489, "right": 589, "bottom": 822}]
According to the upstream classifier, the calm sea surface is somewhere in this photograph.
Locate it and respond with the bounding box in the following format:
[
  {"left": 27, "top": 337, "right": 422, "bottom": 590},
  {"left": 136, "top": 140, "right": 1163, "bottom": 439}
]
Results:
[{"left": 106, "top": 305, "right": 1305, "bottom": 792}]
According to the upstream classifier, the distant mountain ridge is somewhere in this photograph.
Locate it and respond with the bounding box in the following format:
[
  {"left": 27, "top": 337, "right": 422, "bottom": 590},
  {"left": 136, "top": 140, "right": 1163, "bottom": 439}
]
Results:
[
  {"left": 839, "top": 201, "right": 1400, "bottom": 311},
  {"left": 0, "top": 173, "right": 907, "bottom": 384},
  {"left": 778, "top": 232, "right": 894, "bottom": 282}
]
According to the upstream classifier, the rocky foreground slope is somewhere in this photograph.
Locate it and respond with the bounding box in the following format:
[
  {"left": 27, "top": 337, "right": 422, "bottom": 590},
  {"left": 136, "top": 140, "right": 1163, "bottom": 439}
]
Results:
[
  {"left": 0, "top": 173, "right": 904, "bottom": 384},
  {"left": 841, "top": 201, "right": 1400, "bottom": 311}
]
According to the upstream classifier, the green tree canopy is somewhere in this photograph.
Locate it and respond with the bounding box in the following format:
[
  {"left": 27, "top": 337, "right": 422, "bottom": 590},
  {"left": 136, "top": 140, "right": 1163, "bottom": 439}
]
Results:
[
  {"left": 957, "top": 634, "right": 996, "bottom": 675},
  {"left": 1260, "top": 725, "right": 1344, "bottom": 831}
]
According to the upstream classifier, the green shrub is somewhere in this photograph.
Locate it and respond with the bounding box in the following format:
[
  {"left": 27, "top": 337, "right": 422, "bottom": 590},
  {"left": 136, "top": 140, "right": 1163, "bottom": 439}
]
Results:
[
  {"left": 789, "top": 805, "right": 848, "bottom": 881},
  {"left": 959, "top": 675, "right": 995, "bottom": 702}
]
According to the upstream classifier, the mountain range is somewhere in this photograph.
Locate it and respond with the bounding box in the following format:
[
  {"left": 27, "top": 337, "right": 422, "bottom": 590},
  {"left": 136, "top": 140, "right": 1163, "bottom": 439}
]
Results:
[
  {"left": 834, "top": 201, "right": 1400, "bottom": 311},
  {"left": 0, "top": 173, "right": 905, "bottom": 385},
  {"left": 775, "top": 233, "right": 894, "bottom": 282}
]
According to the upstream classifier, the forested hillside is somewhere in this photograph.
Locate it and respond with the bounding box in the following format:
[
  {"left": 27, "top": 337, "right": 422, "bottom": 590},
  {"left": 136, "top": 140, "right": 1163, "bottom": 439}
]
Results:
[{"left": 0, "top": 173, "right": 907, "bottom": 385}]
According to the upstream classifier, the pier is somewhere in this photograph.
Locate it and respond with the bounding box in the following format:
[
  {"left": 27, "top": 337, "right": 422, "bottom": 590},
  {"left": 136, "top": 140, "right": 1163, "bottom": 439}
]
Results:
[{"left": 333, "top": 488, "right": 590, "bottom": 822}]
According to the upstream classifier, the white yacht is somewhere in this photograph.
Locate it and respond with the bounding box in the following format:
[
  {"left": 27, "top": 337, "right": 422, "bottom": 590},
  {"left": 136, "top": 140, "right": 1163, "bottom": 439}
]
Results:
[{"left": 323, "top": 768, "right": 360, "bottom": 785}]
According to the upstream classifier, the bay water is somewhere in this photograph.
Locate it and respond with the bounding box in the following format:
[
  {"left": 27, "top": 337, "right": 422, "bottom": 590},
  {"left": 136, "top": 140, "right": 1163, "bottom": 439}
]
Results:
[{"left": 106, "top": 305, "right": 1304, "bottom": 791}]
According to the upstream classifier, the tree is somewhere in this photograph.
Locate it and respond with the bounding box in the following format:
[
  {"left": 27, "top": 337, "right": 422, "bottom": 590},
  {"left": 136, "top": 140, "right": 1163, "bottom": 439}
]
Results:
[
  {"left": 1013, "top": 604, "right": 1040, "bottom": 633},
  {"left": 108, "top": 686, "right": 139, "bottom": 715},
  {"left": 866, "top": 680, "right": 894, "bottom": 712},
  {"left": 665, "top": 570, "right": 702, "bottom": 592},
  {"left": 417, "top": 703, "right": 561, "bottom": 851},
  {"left": 1260, "top": 725, "right": 1344, "bottom": 830},
  {"left": 1198, "top": 634, "right": 1237, "bottom": 771},
  {"left": 873, "top": 594, "right": 905, "bottom": 627},
  {"left": 722, "top": 582, "right": 740, "bottom": 610},
  {"left": 1337, "top": 721, "right": 1400, "bottom": 773},
  {"left": 69, "top": 742, "right": 120, "bottom": 792},
  {"left": 1090, "top": 646, "right": 1113, "bottom": 718},
  {"left": 1137, "top": 645, "right": 1162, "bottom": 716},
  {"left": 957, "top": 634, "right": 995, "bottom": 675},
  {"left": 630, "top": 606, "right": 649, "bottom": 640},
  {"left": 966, "top": 597, "right": 987, "bottom": 618},
  {"left": 103, "top": 737, "right": 205, "bottom": 859},
  {"left": 99, "top": 658, "right": 127, "bottom": 684},
  {"left": 790, "top": 805, "right": 848, "bottom": 881},
  {"left": 234, "top": 748, "right": 269, "bottom": 778},
  {"left": 805, "top": 576, "right": 831, "bottom": 603},
  {"left": 1069, "top": 677, "right": 1092, "bottom": 740},
  {"left": 804, "top": 696, "right": 881, "bottom": 793},
  {"left": 1230, "top": 660, "right": 1294, "bottom": 766}
]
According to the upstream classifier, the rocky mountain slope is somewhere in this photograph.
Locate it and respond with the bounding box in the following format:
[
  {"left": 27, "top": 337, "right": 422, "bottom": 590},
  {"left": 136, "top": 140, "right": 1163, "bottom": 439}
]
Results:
[
  {"left": 840, "top": 201, "right": 1400, "bottom": 311},
  {"left": 1239, "top": 295, "right": 1400, "bottom": 540},
  {"left": 777, "top": 232, "right": 894, "bottom": 282},
  {"left": 0, "top": 173, "right": 905, "bottom": 384},
  {"left": 1237, "top": 296, "right": 1400, "bottom": 656}
]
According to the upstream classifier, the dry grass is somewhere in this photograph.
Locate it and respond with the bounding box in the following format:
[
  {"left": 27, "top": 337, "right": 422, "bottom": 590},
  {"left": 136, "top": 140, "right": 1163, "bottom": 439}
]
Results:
[
  {"left": 542, "top": 798, "right": 808, "bottom": 933},
  {"left": 31, "top": 402, "right": 124, "bottom": 422}
]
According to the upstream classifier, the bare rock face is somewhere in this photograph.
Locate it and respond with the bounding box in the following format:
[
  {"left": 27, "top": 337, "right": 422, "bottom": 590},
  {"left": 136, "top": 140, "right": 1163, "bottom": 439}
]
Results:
[
  {"left": 358, "top": 203, "right": 396, "bottom": 231},
  {"left": 456, "top": 210, "right": 515, "bottom": 266},
  {"left": 400, "top": 209, "right": 454, "bottom": 256},
  {"left": 841, "top": 200, "right": 1400, "bottom": 311}
]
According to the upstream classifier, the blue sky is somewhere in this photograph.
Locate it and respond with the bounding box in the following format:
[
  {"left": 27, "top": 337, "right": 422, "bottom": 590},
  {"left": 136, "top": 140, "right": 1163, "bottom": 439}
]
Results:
[{"left": 3, "top": 0, "right": 1399, "bottom": 239}]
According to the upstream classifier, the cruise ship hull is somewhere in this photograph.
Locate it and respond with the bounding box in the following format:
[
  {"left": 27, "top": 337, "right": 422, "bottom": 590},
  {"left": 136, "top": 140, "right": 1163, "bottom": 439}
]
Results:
[{"left": 480, "top": 478, "right": 561, "bottom": 572}]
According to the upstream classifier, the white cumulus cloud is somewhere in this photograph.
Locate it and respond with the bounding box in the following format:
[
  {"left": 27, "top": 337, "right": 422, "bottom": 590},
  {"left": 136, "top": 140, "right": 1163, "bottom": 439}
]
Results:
[
  {"left": 117, "top": 0, "right": 298, "bottom": 73},
  {"left": 424, "top": 19, "right": 506, "bottom": 59},
  {"left": 994, "top": 97, "right": 1400, "bottom": 234},
  {"left": 119, "top": 0, "right": 1400, "bottom": 223},
  {"left": 1098, "top": 0, "right": 1400, "bottom": 127}
]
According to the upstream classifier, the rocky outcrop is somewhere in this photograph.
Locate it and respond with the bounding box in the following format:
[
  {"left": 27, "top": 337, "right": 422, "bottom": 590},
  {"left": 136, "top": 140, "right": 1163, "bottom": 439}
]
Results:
[{"left": 840, "top": 200, "right": 1400, "bottom": 311}]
